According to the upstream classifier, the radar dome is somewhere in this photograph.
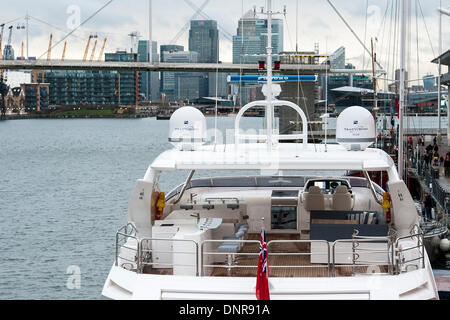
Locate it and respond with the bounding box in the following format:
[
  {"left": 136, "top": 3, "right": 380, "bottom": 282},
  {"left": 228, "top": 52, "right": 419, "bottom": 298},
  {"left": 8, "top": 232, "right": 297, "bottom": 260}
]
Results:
[
  {"left": 336, "top": 106, "right": 375, "bottom": 151},
  {"left": 169, "top": 106, "right": 207, "bottom": 151}
]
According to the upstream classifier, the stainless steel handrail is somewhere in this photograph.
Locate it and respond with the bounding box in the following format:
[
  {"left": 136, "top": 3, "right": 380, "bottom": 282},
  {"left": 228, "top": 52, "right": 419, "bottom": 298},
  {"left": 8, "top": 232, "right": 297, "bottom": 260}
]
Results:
[
  {"left": 115, "top": 231, "right": 139, "bottom": 270},
  {"left": 173, "top": 170, "right": 196, "bottom": 204},
  {"left": 200, "top": 239, "right": 260, "bottom": 276},
  {"left": 332, "top": 238, "right": 393, "bottom": 276},
  {"left": 394, "top": 230, "right": 425, "bottom": 271},
  {"left": 204, "top": 197, "right": 240, "bottom": 204}
]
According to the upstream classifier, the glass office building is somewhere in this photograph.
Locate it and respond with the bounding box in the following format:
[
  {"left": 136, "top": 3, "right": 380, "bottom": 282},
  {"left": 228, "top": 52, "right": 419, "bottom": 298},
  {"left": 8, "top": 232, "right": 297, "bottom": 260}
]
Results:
[
  {"left": 189, "top": 20, "right": 218, "bottom": 63},
  {"left": 138, "top": 40, "right": 160, "bottom": 101},
  {"left": 160, "top": 50, "right": 199, "bottom": 101},
  {"left": 232, "top": 10, "right": 283, "bottom": 64}
]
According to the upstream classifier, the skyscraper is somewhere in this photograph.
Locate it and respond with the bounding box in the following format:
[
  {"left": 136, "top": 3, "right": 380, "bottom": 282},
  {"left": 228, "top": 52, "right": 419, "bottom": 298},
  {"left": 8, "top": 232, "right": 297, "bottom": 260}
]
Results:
[
  {"left": 189, "top": 20, "right": 219, "bottom": 63},
  {"left": 138, "top": 40, "right": 160, "bottom": 101},
  {"left": 232, "top": 10, "right": 283, "bottom": 64},
  {"left": 231, "top": 10, "right": 284, "bottom": 105},
  {"left": 189, "top": 20, "right": 220, "bottom": 100}
]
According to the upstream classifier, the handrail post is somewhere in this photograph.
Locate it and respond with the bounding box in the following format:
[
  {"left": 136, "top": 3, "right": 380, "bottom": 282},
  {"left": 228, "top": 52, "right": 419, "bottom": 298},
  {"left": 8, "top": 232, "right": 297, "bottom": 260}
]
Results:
[
  {"left": 196, "top": 242, "right": 199, "bottom": 277},
  {"left": 332, "top": 242, "right": 336, "bottom": 277},
  {"left": 327, "top": 242, "right": 331, "bottom": 277},
  {"left": 137, "top": 239, "right": 141, "bottom": 274},
  {"left": 115, "top": 231, "right": 119, "bottom": 267}
]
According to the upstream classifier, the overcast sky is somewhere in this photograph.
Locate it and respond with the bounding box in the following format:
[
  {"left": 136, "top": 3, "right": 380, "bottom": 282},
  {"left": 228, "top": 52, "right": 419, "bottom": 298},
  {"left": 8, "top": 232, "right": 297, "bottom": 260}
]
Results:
[{"left": 1, "top": 0, "right": 449, "bottom": 84}]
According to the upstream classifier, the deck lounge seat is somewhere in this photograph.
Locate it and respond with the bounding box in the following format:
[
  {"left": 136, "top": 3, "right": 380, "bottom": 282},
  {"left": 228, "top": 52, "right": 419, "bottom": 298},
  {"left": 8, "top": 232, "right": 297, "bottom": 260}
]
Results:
[
  {"left": 223, "top": 229, "right": 247, "bottom": 248},
  {"left": 304, "top": 186, "right": 325, "bottom": 211},
  {"left": 235, "top": 222, "right": 249, "bottom": 229},
  {"left": 332, "top": 186, "right": 353, "bottom": 211},
  {"left": 218, "top": 243, "right": 240, "bottom": 274},
  {"left": 218, "top": 243, "right": 240, "bottom": 252}
]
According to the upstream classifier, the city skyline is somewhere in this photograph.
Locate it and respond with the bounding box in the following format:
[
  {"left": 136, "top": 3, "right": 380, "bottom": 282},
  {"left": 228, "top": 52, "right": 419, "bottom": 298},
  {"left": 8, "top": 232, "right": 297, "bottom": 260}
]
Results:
[{"left": 0, "top": 0, "right": 449, "bottom": 80}]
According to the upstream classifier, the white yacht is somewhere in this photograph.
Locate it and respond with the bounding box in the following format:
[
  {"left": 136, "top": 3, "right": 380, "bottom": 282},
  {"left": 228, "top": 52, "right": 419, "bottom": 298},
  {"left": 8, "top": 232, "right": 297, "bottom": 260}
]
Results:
[
  {"left": 102, "top": 1, "right": 438, "bottom": 300},
  {"left": 101, "top": 107, "right": 438, "bottom": 299}
]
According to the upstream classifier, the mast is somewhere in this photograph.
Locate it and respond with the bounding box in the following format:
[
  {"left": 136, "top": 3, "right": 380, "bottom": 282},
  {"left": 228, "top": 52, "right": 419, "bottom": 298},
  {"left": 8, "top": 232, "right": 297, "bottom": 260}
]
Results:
[
  {"left": 149, "top": 0, "right": 153, "bottom": 64},
  {"left": 438, "top": 0, "right": 442, "bottom": 142},
  {"left": 398, "top": 0, "right": 407, "bottom": 179},
  {"left": 266, "top": 0, "right": 274, "bottom": 149},
  {"left": 371, "top": 38, "right": 378, "bottom": 146}
]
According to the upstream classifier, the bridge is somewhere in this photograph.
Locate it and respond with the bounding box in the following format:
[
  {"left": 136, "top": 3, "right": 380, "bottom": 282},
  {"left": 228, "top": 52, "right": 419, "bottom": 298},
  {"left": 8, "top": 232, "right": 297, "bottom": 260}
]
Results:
[{"left": 0, "top": 59, "right": 377, "bottom": 74}]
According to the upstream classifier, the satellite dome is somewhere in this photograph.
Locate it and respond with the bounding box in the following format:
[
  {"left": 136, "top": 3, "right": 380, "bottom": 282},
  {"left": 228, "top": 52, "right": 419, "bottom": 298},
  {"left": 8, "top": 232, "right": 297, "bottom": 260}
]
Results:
[
  {"left": 336, "top": 106, "right": 376, "bottom": 151},
  {"left": 168, "top": 106, "right": 207, "bottom": 151}
]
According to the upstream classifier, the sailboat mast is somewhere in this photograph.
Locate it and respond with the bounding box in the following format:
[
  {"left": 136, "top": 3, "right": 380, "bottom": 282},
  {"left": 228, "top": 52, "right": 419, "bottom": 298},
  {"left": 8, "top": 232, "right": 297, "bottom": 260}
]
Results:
[
  {"left": 398, "top": 0, "right": 407, "bottom": 179},
  {"left": 266, "top": 0, "right": 274, "bottom": 149},
  {"left": 438, "top": 0, "right": 442, "bottom": 142}
]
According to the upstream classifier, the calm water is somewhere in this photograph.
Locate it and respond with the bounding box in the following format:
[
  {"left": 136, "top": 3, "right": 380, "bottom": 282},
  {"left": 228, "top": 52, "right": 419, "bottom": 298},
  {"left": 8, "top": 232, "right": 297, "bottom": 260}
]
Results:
[
  {"left": 0, "top": 116, "right": 268, "bottom": 300},
  {"left": 0, "top": 115, "right": 444, "bottom": 299}
]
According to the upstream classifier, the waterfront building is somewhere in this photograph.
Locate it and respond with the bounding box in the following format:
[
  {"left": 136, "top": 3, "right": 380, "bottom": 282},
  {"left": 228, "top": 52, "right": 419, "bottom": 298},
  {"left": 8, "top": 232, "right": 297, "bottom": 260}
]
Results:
[
  {"left": 189, "top": 20, "right": 222, "bottom": 100},
  {"left": 43, "top": 70, "right": 118, "bottom": 106},
  {"left": 138, "top": 40, "right": 160, "bottom": 102},
  {"left": 105, "top": 50, "right": 139, "bottom": 106},
  {"left": 160, "top": 50, "right": 199, "bottom": 101},
  {"left": 21, "top": 83, "right": 50, "bottom": 112}
]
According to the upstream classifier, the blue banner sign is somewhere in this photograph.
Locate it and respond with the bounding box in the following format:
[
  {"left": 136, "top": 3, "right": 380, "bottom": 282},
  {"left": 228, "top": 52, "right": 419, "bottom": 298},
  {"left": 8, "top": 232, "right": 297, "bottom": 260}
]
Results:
[{"left": 227, "top": 75, "right": 318, "bottom": 83}]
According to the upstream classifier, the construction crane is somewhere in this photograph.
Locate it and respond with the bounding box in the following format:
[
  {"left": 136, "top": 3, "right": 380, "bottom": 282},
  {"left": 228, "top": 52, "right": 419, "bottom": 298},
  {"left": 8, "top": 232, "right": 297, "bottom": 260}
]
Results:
[
  {"left": 61, "top": 41, "right": 67, "bottom": 61},
  {"left": 89, "top": 38, "right": 98, "bottom": 61},
  {"left": 127, "top": 31, "right": 141, "bottom": 53},
  {"left": 47, "top": 34, "right": 53, "bottom": 61},
  {"left": 97, "top": 38, "right": 107, "bottom": 61}
]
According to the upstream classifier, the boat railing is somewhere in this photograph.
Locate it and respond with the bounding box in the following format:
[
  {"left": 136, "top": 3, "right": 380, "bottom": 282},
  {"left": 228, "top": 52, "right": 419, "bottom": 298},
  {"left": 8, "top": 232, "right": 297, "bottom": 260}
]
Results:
[
  {"left": 139, "top": 238, "right": 199, "bottom": 275},
  {"left": 200, "top": 239, "right": 260, "bottom": 276},
  {"left": 115, "top": 223, "right": 139, "bottom": 270},
  {"left": 332, "top": 233, "right": 394, "bottom": 277},
  {"left": 394, "top": 225, "right": 426, "bottom": 273},
  {"left": 114, "top": 226, "right": 427, "bottom": 277}
]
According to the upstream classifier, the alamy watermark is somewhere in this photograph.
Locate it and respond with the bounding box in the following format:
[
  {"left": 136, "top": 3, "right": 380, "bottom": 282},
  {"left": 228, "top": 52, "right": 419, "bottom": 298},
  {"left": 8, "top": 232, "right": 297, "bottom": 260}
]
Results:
[
  {"left": 66, "top": 5, "right": 81, "bottom": 30},
  {"left": 66, "top": 265, "right": 81, "bottom": 290}
]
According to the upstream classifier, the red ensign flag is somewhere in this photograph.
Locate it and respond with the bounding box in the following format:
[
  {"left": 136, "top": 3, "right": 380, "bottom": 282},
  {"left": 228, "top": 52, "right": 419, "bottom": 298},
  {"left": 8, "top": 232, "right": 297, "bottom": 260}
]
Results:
[{"left": 256, "top": 222, "right": 270, "bottom": 300}]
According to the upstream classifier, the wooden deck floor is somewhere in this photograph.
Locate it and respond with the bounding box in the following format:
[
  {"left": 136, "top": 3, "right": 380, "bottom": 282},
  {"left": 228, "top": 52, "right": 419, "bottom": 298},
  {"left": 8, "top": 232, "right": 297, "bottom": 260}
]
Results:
[{"left": 207, "top": 233, "right": 388, "bottom": 278}]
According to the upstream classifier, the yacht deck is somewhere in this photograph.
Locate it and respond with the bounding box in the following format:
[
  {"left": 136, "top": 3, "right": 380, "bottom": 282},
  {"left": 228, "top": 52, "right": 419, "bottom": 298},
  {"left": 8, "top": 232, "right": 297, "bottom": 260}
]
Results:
[{"left": 142, "top": 233, "right": 389, "bottom": 278}]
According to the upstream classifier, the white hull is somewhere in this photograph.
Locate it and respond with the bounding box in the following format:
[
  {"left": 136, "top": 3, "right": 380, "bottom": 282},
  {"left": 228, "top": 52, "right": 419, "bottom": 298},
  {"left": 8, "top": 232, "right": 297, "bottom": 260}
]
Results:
[{"left": 102, "top": 257, "right": 438, "bottom": 300}]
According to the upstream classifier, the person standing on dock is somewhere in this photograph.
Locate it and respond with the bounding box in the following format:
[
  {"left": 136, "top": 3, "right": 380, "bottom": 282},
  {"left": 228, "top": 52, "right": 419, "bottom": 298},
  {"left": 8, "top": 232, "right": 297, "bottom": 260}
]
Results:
[
  {"left": 445, "top": 154, "right": 450, "bottom": 177},
  {"left": 423, "top": 193, "right": 434, "bottom": 221}
]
